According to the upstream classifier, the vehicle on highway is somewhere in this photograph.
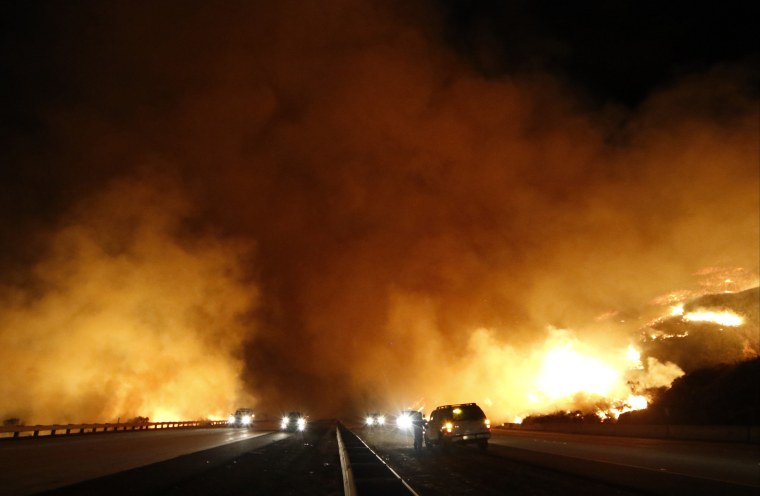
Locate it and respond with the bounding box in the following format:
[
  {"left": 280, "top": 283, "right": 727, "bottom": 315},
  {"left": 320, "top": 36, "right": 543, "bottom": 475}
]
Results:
[
  {"left": 281, "top": 412, "right": 307, "bottom": 432},
  {"left": 228, "top": 408, "right": 254, "bottom": 427},
  {"left": 424, "top": 403, "right": 490, "bottom": 451},
  {"left": 396, "top": 410, "right": 425, "bottom": 451},
  {"left": 395, "top": 410, "right": 423, "bottom": 430},
  {"left": 365, "top": 412, "right": 385, "bottom": 426}
]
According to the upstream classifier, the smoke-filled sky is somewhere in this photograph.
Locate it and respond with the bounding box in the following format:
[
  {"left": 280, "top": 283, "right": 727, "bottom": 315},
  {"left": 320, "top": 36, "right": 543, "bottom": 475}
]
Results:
[{"left": 1, "top": 1, "right": 758, "bottom": 424}]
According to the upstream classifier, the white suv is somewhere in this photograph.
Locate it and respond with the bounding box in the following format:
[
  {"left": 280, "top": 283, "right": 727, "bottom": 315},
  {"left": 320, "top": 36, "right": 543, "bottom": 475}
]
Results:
[{"left": 424, "top": 403, "right": 491, "bottom": 451}]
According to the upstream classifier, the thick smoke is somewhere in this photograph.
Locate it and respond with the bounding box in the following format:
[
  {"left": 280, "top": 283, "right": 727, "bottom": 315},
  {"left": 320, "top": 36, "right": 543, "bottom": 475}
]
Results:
[
  {"left": 1, "top": 1, "right": 758, "bottom": 422},
  {"left": 0, "top": 175, "right": 256, "bottom": 424}
]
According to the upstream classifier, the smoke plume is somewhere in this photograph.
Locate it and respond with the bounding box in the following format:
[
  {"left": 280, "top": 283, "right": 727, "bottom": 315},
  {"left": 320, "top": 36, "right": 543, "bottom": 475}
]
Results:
[
  {"left": 0, "top": 175, "right": 256, "bottom": 423},
  {"left": 1, "top": 1, "right": 757, "bottom": 422}
]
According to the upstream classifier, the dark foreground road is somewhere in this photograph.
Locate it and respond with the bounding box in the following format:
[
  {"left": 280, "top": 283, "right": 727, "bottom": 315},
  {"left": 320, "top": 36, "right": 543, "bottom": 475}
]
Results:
[
  {"left": 357, "top": 424, "right": 760, "bottom": 496},
  {"left": 45, "top": 421, "right": 342, "bottom": 496},
  {"left": 356, "top": 424, "right": 646, "bottom": 496},
  {"left": 2, "top": 421, "right": 757, "bottom": 495}
]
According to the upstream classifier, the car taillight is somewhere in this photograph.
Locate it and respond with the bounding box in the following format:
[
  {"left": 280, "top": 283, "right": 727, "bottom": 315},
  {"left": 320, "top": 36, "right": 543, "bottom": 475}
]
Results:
[
  {"left": 444, "top": 422, "right": 453, "bottom": 434},
  {"left": 485, "top": 419, "right": 491, "bottom": 429}
]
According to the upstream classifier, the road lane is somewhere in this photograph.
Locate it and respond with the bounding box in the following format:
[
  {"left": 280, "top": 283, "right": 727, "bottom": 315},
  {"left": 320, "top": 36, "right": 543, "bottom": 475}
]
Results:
[
  {"left": 490, "top": 429, "right": 760, "bottom": 488},
  {"left": 4, "top": 421, "right": 757, "bottom": 495},
  {"left": 355, "top": 423, "right": 759, "bottom": 495},
  {"left": 355, "top": 424, "right": 646, "bottom": 495},
  {"left": 49, "top": 420, "right": 342, "bottom": 496},
  {"left": 0, "top": 426, "right": 277, "bottom": 495}
]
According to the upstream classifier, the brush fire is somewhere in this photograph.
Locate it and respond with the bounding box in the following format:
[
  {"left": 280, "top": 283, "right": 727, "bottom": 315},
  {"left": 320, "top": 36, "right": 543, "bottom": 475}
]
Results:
[{"left": 0, "top": 1, "right": 757, "bottom": 426}]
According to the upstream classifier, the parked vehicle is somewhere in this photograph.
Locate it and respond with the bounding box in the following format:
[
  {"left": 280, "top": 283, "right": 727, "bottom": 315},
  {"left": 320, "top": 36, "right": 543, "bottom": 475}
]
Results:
[{"left": 424, "top": 403, "right": 490, "bottom": 451}]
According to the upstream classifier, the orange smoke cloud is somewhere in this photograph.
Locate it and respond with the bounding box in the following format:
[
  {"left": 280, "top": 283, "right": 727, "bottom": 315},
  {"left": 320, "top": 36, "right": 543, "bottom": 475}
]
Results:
[
  {"left": 0, "top": 176, "right": 257, "bottom": 424},
  {"left": 1, "top": 1, "right": 758, "bottom": 422}
]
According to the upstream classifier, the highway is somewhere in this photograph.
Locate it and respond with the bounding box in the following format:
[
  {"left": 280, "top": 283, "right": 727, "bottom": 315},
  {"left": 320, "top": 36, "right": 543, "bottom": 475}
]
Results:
[
  {"left": 489, "top": 429, "right": 760, "bottom": 488},
  {"left": 1, "top": 421, "right": 757, "bottom": 495},
  {"left": 353, "top": 423, "right": 760, "bottom": 495},
  {"left": 0, "top": 426, "right": 277, "bottom": 494}
]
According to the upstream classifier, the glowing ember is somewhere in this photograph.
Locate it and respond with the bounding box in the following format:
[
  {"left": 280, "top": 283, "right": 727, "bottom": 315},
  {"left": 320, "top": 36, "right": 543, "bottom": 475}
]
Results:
[
  {"left": 682, "top": 310, "right": 744, "bottom": 327},
  {"left": 649, "top": 330, "right": 690, "bottom": 340}
]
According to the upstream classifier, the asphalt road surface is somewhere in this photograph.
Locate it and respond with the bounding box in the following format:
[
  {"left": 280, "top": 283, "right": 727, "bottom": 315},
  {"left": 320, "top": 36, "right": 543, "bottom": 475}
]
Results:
[
  {"left": 490, "top": 429, "right": 760, "bottom": 487},
  {"left": 1, "top": 421, "right": 758, "bottom": 495},
  {"left": 23, "top": 420, "right": 342, "bottom": 496},
  {"left": 0, "top": 424, "right": 278, "bottom": 494},
  {"left": 357, "top": 424, "right": 760, "bottom": 496}
]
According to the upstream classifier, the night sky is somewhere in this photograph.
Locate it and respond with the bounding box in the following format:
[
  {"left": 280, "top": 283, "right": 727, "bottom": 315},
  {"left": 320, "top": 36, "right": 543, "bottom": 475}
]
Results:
[{"left": 1, "top": 1, "right": 758, "bottom": 424}]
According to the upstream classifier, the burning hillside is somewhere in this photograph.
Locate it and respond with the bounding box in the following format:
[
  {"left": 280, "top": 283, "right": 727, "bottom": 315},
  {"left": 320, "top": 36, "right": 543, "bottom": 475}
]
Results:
[
  {"left": 618, "top": 355, "right": 760, "bottom": 425},
  {"left": 508, "top": 285, "right": 759, "bottom": 424},
  {"left": 644, "top": 287, "right": 759, "bottom": 374}
]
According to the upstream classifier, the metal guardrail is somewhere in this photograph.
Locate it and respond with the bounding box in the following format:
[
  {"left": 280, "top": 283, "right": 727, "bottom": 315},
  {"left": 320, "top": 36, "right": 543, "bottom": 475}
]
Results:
[
  {"left": 336, "top": 423, "right": 419, "bottom": 496},
  {"left": 0, "top": 419, "right": 229, "bottom": 439}
]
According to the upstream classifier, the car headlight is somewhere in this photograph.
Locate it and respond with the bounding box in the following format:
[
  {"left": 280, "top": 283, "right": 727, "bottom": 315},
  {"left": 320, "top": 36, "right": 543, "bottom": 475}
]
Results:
[
  {"left": 242, "top": 415, "right": 252, "bottom": 425},
  {"left": 378, "top": 416, "right": 385, "bottom": 425},
  {"left": 366, "top": 417, "right": 374, "bottom": 426},
  {"left": 297, "top": 418, "right": 306, "bottom": 431},
  {"left": 396, "top": 415, "right": 411, "bottom": 429},
  {"left": 228, "top": 415, "right": 236, "bottom": 424}
]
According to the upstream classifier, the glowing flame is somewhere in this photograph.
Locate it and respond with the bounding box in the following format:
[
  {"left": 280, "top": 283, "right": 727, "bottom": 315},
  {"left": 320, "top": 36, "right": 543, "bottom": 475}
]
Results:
[
  {"left": 534, "top": 344, "right": 620, "bottom": 399},
  {"left": 443, "top": 327, "right": 685, "bottom": 423},
  {"left": 597, "top": 395, "right": 648, "bottom": 420},
  {"left": 151, "top": 408, "right": 182, "bottom": 423},
  {"left": 682, "top": 310, "right": 744, "bottom": 327},
  {"left": 649, "top": 330, "right": 690, "bottom": 340},
  {"left": 625, "top": 345, "right": 643, "bottom": 368}
]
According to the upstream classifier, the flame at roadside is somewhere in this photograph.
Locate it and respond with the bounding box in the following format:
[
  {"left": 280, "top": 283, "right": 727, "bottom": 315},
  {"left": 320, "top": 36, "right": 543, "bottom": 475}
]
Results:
[
  {"left": 0, "top": 176, "right": 257, "bottom": 425},
  {"left": 419, "top": 327, "right": 683, "bottom": 422}
]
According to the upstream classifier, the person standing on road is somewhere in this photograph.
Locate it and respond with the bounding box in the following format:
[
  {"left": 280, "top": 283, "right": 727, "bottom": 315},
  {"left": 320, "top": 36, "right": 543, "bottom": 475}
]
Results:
[{"left": 412, "top": 412, "right": 425, "bottom": 452}]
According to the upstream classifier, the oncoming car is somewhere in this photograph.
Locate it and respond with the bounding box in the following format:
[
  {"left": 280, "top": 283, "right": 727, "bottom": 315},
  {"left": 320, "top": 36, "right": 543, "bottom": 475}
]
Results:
[
  {"left": 395, "top": 410, "right": 423, "bottom": 430},
  {"left": 281, "top": 412, "right": 307, "bottom": 432},
  {"left": 424, "top": 403, "right": 491, "bottom": 451},
  {"left": 228, "top": 408, "right": 254, "bottom": 427},
  {"left": 365, "top": 412, "right": 385, "bottom": 426}
]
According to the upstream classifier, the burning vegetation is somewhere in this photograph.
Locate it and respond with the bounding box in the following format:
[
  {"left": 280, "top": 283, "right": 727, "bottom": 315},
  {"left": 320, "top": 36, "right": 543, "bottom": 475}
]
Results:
[
  {"left": 643, "top": 287, "right": 759, "bottom": 374},
  {"left": 0, "top": 1, "right": 757, "bottom": 425},
  {"left": 510, "top": 286, "right": 759, "bottom": 424}
]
